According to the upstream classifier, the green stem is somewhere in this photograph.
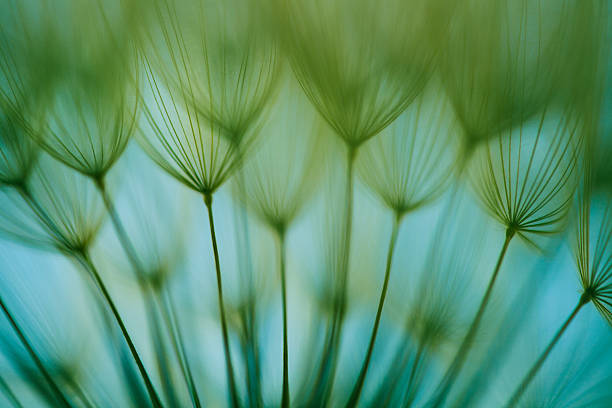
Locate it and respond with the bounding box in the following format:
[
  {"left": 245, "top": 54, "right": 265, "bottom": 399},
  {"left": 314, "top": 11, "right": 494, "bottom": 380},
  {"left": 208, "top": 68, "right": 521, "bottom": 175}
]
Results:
[
  {"left": 0, "top": 374, "right": 23, "bottom": 408},
  {"left": 95, "top": 178, "right": 179, "bottom": 407},
  {"left": 505, "top": 297, "right": 587, "bottom": 408},
  {"left": 94, "top": 179, "right": 144, "bottom": 274},
  {"left": 144, "top": 290, "right": 180, "bottom": 407},
  {"left": 203, "top": 194, "right": 240, "bottom": 408},
  {"left": 159, "top": 290, "right": 202, "bottom": 408},
  {"left": 316, "top": 144, "right": 356, "bottom": 405},
  {"left": 16, "top": 186, "right": 72, "bottom": 251},
  {"left": 75, "top": 251, "right": 163, "bottom": 408},
  {"left": 68, "top": 378, "right": 96, "bottom": 408},
  {"left": 278, "top": 229, "right": 290, "bottom": 408},
  {"left": 378, "top": 340, "right": 412, "bottom": 407},
  {"left": 431, "top": 229, "right": 515, "bottom": 407},
  {"left": 346, "top": 212, "right": 401, "bottom": 407},
  {"left": 234, "top": 164, "right": 261, "bottom": 408},
  {"left": 402, "top": 342, "right": 426, "bottom": 408},
  {"left": 0, "top": 293, "right": 72, "bottom": 407}
]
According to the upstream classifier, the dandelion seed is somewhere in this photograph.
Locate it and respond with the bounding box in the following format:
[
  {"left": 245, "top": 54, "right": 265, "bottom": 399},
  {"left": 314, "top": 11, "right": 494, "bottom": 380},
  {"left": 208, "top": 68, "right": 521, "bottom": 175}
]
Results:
[
  {"left": 0, "top": 268, "right": 95, "bottom": 407},
  {"left": 0, "top": 155, "right": 104, "bottom": 254},
  {"left": 574, "top": 195, "right": 612, "bottom": 326},
  {"left": 346, "top": 80, "right": 461, "bottom": 406},
  {"left": 505, "top": 150, "right": 612, "bottom": 407},
  {"left": 440, "top": 0, "right": 566, "bottom": 150},
  {"left": 0, "top": 110, "right": 40, "bottom": 188},
  {"left": 139, "top": 2, "right": 280, "bottom": 404},
  {"left": 280, "top": 0, "right": 432, "bottom": 149},
  {"left": 277, "top": 3, "right": 435, "bottom": 400},
  {"left": 429, "top": 104, "right": 584, "bottom": 406},
  {"left": 513, "top": 332, "right": 612, "bottom": 408},
  {"left": 12, "top": 4, "right": 156, "bottom": 338},
  {"left": 38, "top": 70, "right": 139, "bottom": 180},
  {"left": 139, "top": 57, "right": 241, "bottom": 196},
  {"left": 232, "top": 80, "right": 327, "bottom": 407},
  {"left": 0, "top": 8, "right": 44, "bottom": 188},
  {"left": 375, "top": 210, "right": 482, "bottom": 407},
  {"left": 357, "top": 81, "right": 461, "bottom": 216},
  {"left": 0, "top": 155, "right": 163, "bottom": 407},
  {"left": 235, "top": 82, "right": 325, "bottom": 234},
  {"left": 158, "top": 0, "right": 280, "bottom": 146},
  {"left": 471, "top": 107, "right": 583, "bottom": 246},
  {"left": 0, "top": 282, "right": 73, "bottom": 408}
]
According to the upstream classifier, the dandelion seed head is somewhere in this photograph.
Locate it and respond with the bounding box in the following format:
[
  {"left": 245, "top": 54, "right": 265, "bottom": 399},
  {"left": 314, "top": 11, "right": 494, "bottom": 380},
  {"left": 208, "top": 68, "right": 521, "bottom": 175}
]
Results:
[
  {"left": 470, "top": 106, "right": 583, "bottom": 245},
  {"left": 573, "top": 189, "right": 612, "bottom": 326},
  {"left": 279, "top": 0, "right": 433, "bottom": 147},
  {"left": 234, "top": 81, "right": 327, "bottom": 232},
  {"left": 0, "top": 155, "right": 105, "bottom": 254},
  {"left": 148, "top": 0, "right": 280, "bottom": 147},
  {"left": 39, "top": 68, "right": 139, "bottom": 179},
  {"left": 0, "top": 110, "right": 40, "bottom": 186},
  {"left": 138, "top": 67, "right": 241, "bottom": 195},
  {"left": 138, "top": 0, "right": 279, "bottom": 194},
  {"left": 440, "top": 0, "right": 568, "bottom": 148},
  {"left": 357, "top": 80, "right": 461, "bottom": 216}
]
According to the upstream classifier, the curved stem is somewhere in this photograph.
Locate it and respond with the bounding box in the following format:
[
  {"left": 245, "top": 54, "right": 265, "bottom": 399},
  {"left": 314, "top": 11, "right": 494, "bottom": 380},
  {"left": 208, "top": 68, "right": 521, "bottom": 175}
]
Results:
[
  {"left": 75, "top": 251, "right": 163, "bottom": 408},
  {"left": 346, "top": 212, "right": 401, "bottom": 407},
  {"left": 278, "top": 229, "right": 290, "bottom": 408},
  {"left": 0, "top": 294, "right": 72, "bottom": 408},
  {"left": 505, "top": 298, "right": 586, "bottom": 408},
  {"left": 431, "top": 229, "right": 515, "bottom": 407},
  {"left": 203, "top": 194, "right": 240, "bottom": 408}
]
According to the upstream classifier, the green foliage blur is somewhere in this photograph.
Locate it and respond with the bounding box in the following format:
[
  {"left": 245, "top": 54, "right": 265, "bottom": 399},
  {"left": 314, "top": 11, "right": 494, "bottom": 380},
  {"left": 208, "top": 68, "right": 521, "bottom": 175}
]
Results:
[{"left": 0, "top": 0, "right": 611, "bottom": 407}]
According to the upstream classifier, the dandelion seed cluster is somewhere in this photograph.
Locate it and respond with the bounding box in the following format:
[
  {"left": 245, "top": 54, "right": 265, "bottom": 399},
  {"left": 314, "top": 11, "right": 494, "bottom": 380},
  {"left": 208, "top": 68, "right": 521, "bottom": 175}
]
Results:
[{"left": 0, "top": 0, "right": 610, "bottom": 407}]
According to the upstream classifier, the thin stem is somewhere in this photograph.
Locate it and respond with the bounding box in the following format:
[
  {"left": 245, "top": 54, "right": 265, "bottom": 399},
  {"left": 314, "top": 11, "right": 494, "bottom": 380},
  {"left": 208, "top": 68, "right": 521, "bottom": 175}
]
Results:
[
  {"left": 16, "top": 185, "right": 71, "bottom": 251},
  {"left": 75, "top": 251, "right": 163, "bottom": 408},
  {"left": 316, "top": 144, "right": 357, "bottom": 405},
  {"left": 505, "top": 297, "right": 587, "bottom": 408},
  {"left": 68, "top": 379, "right": 96, "bottom": 408},
  {"left": 203, "top": 194, "right": 240, "bottom": 408},
  {"left": 0, "top": 294, "right": 72, "bottom": 408},
  {"left": 144, "top": 291, "right": 180, "bottom": 407},
  {"left": 307, "top": 145, "right": 356, "bottom": 407},
  {"left": 402, "top": 342, "right": 426, "bottom": 408},
  {"left": 338, "top": 145, "right": 356, "bottom": 320},
  {"left": 159, "top": 289, "right": 202, "bottom": 408},
  {"left": 278, "top": 229, "right": 290, "bottom": 408},
  {"left": 431, "top": 229, "right": 515, "bottom": 407},
  {"left": 234, "top": 164, "right": 261, "bottom": 408},
  {"left": 0, "top": 374, "right": 23, "bottom": 408},
  {"left": 94, "top": 178, "right": 144, "bottom": 274},
  {"left": 95, "top": 178, "right": 178, "bottom": 407},
  {"left": 379, "top": 340, "right": 412, "bottom": 407},
  {"left": 346, "top": 212, "right": 401, "bottom": 407}
]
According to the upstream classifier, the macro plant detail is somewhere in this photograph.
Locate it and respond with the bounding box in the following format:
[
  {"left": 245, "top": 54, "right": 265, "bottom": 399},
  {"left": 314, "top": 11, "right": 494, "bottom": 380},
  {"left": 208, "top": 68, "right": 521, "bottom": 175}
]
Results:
[
  {"left": 439, "top": 0, "right": 567, "bottom": 151},
  {"left": 0, "top": 0, "right": 611, "bottom": 408}
]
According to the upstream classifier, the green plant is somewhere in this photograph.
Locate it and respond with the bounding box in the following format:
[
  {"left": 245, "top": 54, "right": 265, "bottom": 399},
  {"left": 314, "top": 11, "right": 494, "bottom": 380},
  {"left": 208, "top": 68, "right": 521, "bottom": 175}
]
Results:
[{"left": 0, "top": 1, "right": 610, "bottom": 408}]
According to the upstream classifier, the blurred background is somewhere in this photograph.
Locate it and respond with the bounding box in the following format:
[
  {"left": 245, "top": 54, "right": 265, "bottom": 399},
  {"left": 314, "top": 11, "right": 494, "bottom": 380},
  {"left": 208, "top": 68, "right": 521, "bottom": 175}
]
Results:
[{"left": 0, "top": 0, "right": 611, "bottom": 407}]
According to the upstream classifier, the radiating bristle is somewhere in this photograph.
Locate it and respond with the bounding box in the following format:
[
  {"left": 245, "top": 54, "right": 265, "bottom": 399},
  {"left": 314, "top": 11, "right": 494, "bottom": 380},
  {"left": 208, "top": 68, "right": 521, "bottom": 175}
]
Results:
[{"left": 0, "top": 0, "right": 610, "bottom": 407}]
